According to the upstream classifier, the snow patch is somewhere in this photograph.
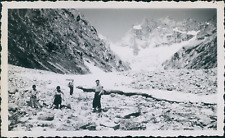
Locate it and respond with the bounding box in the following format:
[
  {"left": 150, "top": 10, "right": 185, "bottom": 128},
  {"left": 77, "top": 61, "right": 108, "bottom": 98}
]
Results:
[
  {"left": 133, "top": 25, "right": 142, "bottom": 30},
  {"left": 173, "top": 28, "right": 186, "bottom": 34},
  {"left": 142, "top": 89, "right": 216, "bottom": 104},
  {"left": 187, "top": 30, "right": 200, "bottom": 35},
  {"left": 84, "top": 61, "right": 105, "bottom": 74}
]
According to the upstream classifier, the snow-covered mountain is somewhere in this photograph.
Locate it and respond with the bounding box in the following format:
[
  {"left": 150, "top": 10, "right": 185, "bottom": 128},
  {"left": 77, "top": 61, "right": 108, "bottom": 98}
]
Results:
[
  {"left": 8, "top": 9, "right": 130, "bottom": 74},
  {"left": 119, "top": 17, "right": 199, "bottom": 52},
  {"left": 111, "top": 16, "right": 216, "bottom": 70}
]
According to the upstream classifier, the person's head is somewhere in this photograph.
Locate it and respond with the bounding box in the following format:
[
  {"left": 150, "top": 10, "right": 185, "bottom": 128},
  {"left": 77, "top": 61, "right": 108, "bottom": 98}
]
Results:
[
  {"left": 95, "top": 80, "right": 100, "bottom": 85},
  {"left": 56, "top": 86, "right": 60, "bottom": 90},
  {"left": 32, "top": 85, "right": 36, "bottom": 90}
]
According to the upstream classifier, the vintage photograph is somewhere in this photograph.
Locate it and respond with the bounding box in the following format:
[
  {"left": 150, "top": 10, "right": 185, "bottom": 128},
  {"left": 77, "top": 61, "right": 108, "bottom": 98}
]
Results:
[{"left": 1, "top": 1, "right": 224, "bottom": 137}]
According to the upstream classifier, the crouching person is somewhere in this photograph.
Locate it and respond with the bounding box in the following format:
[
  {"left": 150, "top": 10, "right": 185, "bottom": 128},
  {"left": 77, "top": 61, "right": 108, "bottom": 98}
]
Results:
[{"left": 53, "top": 86, "right": 64, "bottom": 109}]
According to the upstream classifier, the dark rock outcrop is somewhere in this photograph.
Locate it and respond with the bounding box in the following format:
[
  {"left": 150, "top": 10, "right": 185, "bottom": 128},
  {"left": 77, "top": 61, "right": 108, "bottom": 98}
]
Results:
[
  {"left": 163, "top": 15, "right": 217, "bottom": 69},
  {"left": 163, "top": 36, "right": 217, "bottom": 69},
  {"left": 8, "top": 9, "right": 130, "bottom": 74}
]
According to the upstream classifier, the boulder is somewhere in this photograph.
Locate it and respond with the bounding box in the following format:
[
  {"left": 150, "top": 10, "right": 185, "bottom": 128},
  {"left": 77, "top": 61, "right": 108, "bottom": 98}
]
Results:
[
  {"left": 123, "top": 112, "right": 141, "bottom": 119},
  {"left": 100, "top": 122, "right": 120, "bottom": 130},
  {"left": 79, "top": 122, "right": 97, "bottom": 130},
  {"left": 8, "top": 103, "right": 18, "bottom": 112},
  {"left": 119, "top": 119, "right": 146, "bottom": 130},
  {"left": 100, "top": 121, "right": 116, "bottom": 128},
  {"left": 37, "top": 112, "right": 54, "bottom": 121}
]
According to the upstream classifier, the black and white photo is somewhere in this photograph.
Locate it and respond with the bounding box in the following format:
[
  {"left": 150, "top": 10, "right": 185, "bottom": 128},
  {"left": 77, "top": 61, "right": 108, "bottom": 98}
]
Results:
[{"left": 1, "top": 1, "right": 224, "bottom": 137}]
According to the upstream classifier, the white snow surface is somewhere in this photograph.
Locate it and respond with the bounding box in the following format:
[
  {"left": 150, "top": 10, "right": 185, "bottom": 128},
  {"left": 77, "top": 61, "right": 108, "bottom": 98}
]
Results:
[
  {"left": 133, "top": 25, "right": 142, "bottom": 30},
  {"left": 173, "top": 28, "right": 199, "bottom": 36},
  {"left": 173, "top": 27, "right": 186, "bottom": 34},
  {"left": 187, "top": 30, "right": 200, "bottom": 35},
  {"left": 84, "top": 61, "right": 105, "bottom": 74}
]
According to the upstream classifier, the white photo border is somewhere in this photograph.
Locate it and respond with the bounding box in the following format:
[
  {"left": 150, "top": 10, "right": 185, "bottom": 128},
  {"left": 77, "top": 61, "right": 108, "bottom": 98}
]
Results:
[{"left": 1, "top": 1, "right": 224, "bottom": 137}]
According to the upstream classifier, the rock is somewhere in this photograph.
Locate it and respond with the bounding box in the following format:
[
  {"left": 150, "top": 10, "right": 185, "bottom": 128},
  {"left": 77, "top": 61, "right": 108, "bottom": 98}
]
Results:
[
  {"left": 123, "top": 112, "right": 141, "bottom": 119},
  {"left": 37, "top": 122, "right": 54, "bottom": 128},
  {"left": 100, "top": 121, "right": 117, "bottom": 128},
  {"left": 37, "top": 113, "right": 54, "bottom": 121},
  {"left": 56, "top": 124, "right": 74, "bottom": 131},
  {"left": 80, "top": 106, "right": 88, "bottom": 110},
  {"left": 8, "top": 103, "right": 18, "bottom": 112},
  {"left": 96, "top": 125, "right": 104, "bottom": 130},
  {"left": 61, "top": 104, "right": 71, "bottom": 109},
  {"left": 166, "top": 88, "right": 173, "bottom": 91},
  {"left": 110, "top": 93, "right": 116, "bottom": 97},
  {"left": 119, "top": 119, "right": 146, "bottom": 130},
  {"left": 8, "top": 90, "right": 17, "bottom": 94},
  {"left": 199, "top": 117, "right": 211, "bottom": 126},
  {"left": 113, "top": 124, "right": 120, "bottom": 130},
  {"left": 80, "top": 122, "right": 97, "bottom": 130},
  {"left": 207, "top": 121, "right": 217, "bottom": 129},
  {"left": 25, "top": 127, "right": 32, "bottom": 131},
  {"left": 31, "top": 110, "right": 38, "bottom": 116}
]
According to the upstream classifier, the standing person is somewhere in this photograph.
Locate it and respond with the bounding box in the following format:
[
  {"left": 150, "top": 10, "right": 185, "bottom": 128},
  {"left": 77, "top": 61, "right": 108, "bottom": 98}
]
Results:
[
  {"left": 68, "top": 80, "right": 74, "bottom": 95},
  {"left": 93, "top": 80, "right": 104, "bottom": 112},
  {"left": 53, "top": 86, "right": 64, "bottom": 109},
  {"left": 30, "top": 85, "right": 40, "bottom": 108}
]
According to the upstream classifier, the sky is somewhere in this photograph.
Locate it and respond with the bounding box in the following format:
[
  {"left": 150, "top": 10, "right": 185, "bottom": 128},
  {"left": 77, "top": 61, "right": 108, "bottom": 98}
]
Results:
[{"left": 78, "top": 9, "right": 216, "bottom": 43}]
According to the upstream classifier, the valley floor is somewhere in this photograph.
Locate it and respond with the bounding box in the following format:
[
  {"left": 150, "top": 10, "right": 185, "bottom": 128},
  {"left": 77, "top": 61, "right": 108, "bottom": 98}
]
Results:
[{"left": 7, "top": 65, "right": 217, "bottom": 131}]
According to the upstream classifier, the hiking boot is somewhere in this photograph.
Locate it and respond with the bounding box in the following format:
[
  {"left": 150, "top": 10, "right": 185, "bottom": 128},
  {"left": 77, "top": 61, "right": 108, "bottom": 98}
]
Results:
[
  {"left": 92, "top": 108, "right": 97, "bottom": 112},
  {"left": 98, "top": 108, "right": 102, "bottom": 112}
]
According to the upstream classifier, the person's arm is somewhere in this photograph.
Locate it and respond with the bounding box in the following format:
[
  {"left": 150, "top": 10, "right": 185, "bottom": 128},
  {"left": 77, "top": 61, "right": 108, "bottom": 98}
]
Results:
[
  {"left": 52, "top": 95, "right": 55, "bottom": 104},
  {"left": 61, "top": 91, "right": 64, "bottom": 101},
  {"left": 52, "top": 90, "right": 57, "bottom": 102},
  {"left": 36, "top": 90, "right": 40, "bottom": 100},
  {"left": 99, "top": 86, "right": 104, "bottom": 95},
  {"left": 29, "top": 90, "right": 32, "bottom": 97}
]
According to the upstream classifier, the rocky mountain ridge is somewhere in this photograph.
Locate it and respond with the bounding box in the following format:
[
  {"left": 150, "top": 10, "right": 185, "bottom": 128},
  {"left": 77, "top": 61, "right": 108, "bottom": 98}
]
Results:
[
  {"left": 8, "top": 9, "right": 130, "bottom": 74},
  {"left": 163, "top": 15, "right": 217, "bottom": 69}
]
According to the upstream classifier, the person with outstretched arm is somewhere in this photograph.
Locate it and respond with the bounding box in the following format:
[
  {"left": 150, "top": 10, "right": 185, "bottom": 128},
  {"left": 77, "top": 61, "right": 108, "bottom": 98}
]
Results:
[{"left": 93, "top": 80, "right": 104, "bottom": 112}]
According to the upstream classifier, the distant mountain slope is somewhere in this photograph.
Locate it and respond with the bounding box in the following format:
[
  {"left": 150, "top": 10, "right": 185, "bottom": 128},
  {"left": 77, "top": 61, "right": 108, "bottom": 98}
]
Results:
[
  {"left": 163, "top": 15, "right": 217, "bottom": 69},
  {"left": 8, "top": 9, "right": 130, "bottom": 74}
]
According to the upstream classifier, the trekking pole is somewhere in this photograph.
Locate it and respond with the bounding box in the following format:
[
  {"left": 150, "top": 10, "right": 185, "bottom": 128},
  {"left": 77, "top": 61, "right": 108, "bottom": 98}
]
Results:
[{"left": 50, "top": 103, "right": 54, "bottom": 109}]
